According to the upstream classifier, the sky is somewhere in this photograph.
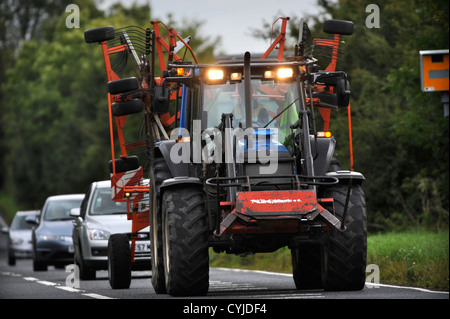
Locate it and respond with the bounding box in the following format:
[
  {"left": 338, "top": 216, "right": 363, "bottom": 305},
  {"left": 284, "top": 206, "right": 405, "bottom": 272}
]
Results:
[{"left": 95, "top": 0, "right": 323, "bottom": 55}]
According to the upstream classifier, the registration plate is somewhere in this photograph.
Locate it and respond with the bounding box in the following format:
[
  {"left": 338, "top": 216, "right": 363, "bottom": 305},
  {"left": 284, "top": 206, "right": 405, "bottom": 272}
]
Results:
[{"left": 134, "top": 241, "right": 150, "bottom": 252}]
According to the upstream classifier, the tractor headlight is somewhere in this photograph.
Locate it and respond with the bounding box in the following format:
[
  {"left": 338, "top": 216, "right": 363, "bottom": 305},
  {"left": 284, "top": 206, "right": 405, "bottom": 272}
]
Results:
[
  {"left": 264, "top": 68, "right": 294, "bottom": 80},
  {"left": 277, "top": 68, "right": 294, "bottom": 79},
  {"left": 230, "top": 72, "right": 242, "bottom": 81},
  {"left": 207, "top": 69, "right": 224, "bottom": 81}
]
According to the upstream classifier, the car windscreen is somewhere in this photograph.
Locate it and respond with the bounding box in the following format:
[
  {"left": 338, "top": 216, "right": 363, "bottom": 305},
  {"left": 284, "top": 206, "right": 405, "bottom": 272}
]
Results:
[
  {"left": 10, "top": 214, "right": 34, "bottom": 230},
  {"left": 44, "top": 199, "right": 82, "bottom": 221},
  {"left": 89, "top": 188, "right": 127, "bottom": 215}
]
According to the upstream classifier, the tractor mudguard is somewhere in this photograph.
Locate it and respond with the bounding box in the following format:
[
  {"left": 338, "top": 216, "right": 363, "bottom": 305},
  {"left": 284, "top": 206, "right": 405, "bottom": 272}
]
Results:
[
  {"left": 326, "top": 170, "right": 365, "bottom": 184},
  {"left": 160, "top": 177, "right": 203, "bottom": 189},
  {"left": 155, "top": 140, "right": 189, "bottom": 177},
  {"left": 159, "top": 177, "right": 203, "bottom": 199},
  {"left": 311, "top": 136, "right": 336, "bottom": 176}
]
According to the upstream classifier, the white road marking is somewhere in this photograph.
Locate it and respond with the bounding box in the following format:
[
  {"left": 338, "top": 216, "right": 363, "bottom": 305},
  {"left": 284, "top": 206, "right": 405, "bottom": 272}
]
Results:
[
  {"left": 1, "top": 271, "right": 114, "bottom": 299},
  {"left": 56, "top": 286, "right": 84, "bottom": 293},
  {"left": 214, "top": 267, "right": 292, "bottom": 277},
  {"left": 37, "top": 280, "right": 58, "bottom": 286},
  {"left": 3, "top": 266, "right": 448, "bottom": 298},
  {"left": 82, "top": 293, "right": 115, "bottom": 299},
  {"left": 365, "top": 282, "right": 449, "bottom": 294},
  {"left": 215, "top": 267, "right": 449, "bottom": 296}
]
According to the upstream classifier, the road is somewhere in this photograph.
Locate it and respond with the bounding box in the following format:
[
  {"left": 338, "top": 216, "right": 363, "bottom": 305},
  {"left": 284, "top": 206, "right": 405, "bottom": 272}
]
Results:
[{"left": 0, "top": 228, "right": 448, "bottom": 304}]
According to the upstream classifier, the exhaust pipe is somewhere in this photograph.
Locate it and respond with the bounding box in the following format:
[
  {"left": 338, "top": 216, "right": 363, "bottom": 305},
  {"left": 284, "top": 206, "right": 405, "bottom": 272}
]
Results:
[{"left": 244, "top": 51, "right": 252, "bottom": 129}]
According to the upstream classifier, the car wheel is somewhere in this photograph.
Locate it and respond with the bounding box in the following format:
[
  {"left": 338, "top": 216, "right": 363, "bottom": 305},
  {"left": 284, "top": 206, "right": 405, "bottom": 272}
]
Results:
[
  {"left": 33, "top": 257, "right": 47, "bottom": 271},
  {"left": 8, "top": 249, "right": 16, "bottom": 266},
  {"left": 76, "top": 244, "right": 96, "bottom": 280}
]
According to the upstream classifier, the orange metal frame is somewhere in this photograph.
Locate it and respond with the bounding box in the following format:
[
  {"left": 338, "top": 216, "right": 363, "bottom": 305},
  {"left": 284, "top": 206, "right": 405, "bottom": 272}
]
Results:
[
  {"left": 261, "top": 17, "right": 290, "bottom": 61},
  {"left": 313, "top": 35, "right": 354, "bottom": 171},
  {"left": 151, "top": 20, "right": 198, "bottom": 77},
  {"left": 97, "top": 23, "right": 198, "bottom": 260},
  {"left": 262, "top": 17, "right": 354, "bottom": 171}
]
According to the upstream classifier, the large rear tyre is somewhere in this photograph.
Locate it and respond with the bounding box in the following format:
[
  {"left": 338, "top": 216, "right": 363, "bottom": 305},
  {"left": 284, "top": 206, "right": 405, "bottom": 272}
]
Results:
[
  {"left": 161, "top": 187, "right": 209, "bottom": 296},
  {"left": 291, "top": 244, "right": 322, "bottom": 289},
  {"left": 108, "top": 233, "right": 131, "bottom": 289},
  {"left": 320, "top": 183, "right": 367, "bottom": 291},
  {"left": 149, "top": 157, "right": 171, "bottom": 294}
]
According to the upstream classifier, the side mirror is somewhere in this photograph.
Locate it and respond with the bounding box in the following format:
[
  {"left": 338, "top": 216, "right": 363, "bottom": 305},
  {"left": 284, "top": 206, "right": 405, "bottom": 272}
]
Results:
[
  {"left": 335, "top": 78, "right": 351, "bottom": 107},
  {"left": 70, "top": 208, "right": 81, "bottom": 217},
  {"left": 153, "top": 85, "right": 170, "bottom": 113},
  {"left": 25, "top": 215, "right": 38, "bottom": 225},
  {"left": 323, "top": 19, "right": 354, "bottom": 35},
  {"left": 1, "top": 226, "right": 9, "bottom": 234},
  {"left": 312, "top": 72, "right": 351, "bottom": 109}
]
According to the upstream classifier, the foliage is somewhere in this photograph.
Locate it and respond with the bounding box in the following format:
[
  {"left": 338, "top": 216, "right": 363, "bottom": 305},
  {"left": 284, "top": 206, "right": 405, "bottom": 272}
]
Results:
[
  {"left": 367, "top": 230, "right": 449, "bottom": 290},
  {"left": 322, "top": 0, "right": 449, "bottom": 232},
  {"left": 253, "top": 0, "right": 449, "bottom": 231},
  {"left": 210, "top": 229, "right": 449, "bottom": 291},
  {"left": 0, "top": 0, "right": 448, "bottom": 233},
  {"left": 0, "top": 0, "right": 220, "bottom": 218}
]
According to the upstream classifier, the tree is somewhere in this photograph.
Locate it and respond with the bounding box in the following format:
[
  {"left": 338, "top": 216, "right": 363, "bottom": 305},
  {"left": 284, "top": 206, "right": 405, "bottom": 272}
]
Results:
[
  {"left": 249, "top": 0, "right": 449, "bottom": 230},
  {"left": 0, "top": 0, "right": 220, "bottom": 214},
  {"left": 321, "top": 0, "right": 449, "bottom": 230}
]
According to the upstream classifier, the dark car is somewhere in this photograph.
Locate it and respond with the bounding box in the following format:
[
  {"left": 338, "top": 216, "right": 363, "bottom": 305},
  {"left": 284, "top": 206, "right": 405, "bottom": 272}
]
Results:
[
  {"left": 29, "top": 194, "right": 84, "bottom": 271},
  {"left": 2, "top": 210, "right": 40, "bottom": 265}
]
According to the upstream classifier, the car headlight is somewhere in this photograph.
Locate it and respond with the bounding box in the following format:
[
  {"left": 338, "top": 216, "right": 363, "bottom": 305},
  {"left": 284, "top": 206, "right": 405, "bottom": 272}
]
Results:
[
  {"left": 38, "top": 234, "right": 72, "bottom": 242},
  {"left": 89, "top": 228, "right": 110, "bottom": 240}
]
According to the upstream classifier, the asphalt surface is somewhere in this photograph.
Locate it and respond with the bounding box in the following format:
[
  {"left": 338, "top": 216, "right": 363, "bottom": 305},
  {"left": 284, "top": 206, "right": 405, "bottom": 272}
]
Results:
[{"left": 0, "top": 214, "right": 448, "bottom": 315}]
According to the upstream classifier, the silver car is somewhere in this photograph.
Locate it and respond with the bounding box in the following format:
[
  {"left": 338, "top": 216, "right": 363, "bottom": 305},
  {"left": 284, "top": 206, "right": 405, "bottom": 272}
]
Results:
[
  {"left": 72, "top": 180, "right": 150, "bottom": 280},
  {"left": 2, "top": 210, "right": 39, "bottom": 265}
]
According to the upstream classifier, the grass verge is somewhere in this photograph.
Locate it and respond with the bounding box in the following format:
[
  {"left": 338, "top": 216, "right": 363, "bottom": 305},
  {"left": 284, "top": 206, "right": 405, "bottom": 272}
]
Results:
[
  {"left": 367, "top": 230, "right": 448, "bottom": 291},
  {"left": 209, "top": 230, "right": 449, "bottom": 291}
]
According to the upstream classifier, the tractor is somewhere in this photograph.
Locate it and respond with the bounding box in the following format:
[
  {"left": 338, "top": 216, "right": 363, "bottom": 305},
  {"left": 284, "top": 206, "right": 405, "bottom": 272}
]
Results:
[{"left": 84, "top": 17, "right": 366, "bottom": 296}]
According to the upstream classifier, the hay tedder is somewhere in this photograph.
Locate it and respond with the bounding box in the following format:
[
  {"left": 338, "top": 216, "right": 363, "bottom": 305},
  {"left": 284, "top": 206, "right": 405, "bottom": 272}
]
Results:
[{"left": 84, "top": 17, "right": 366, "bottom": 295}]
